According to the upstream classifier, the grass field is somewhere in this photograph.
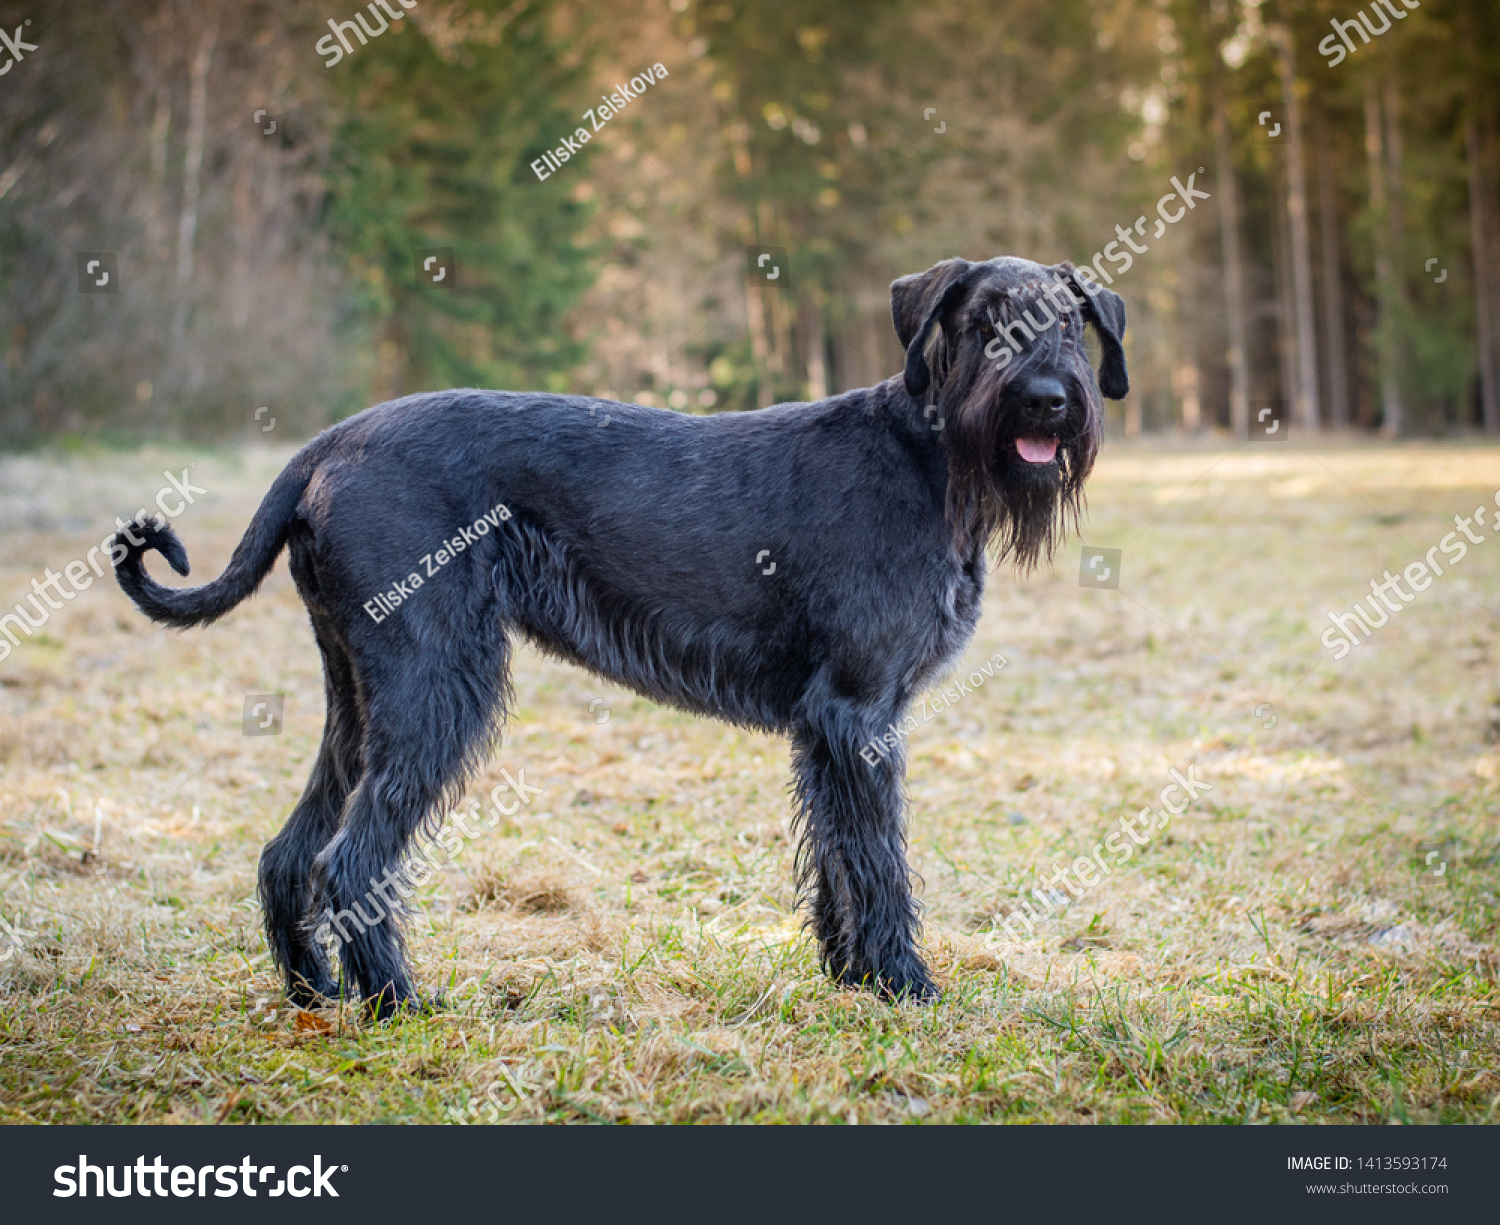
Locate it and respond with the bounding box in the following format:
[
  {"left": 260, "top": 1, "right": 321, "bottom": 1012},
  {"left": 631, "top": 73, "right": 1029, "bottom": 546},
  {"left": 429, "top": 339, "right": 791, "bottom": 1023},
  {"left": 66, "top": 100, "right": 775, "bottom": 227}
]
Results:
[{"left": 1, "top": 437, "right": 1497, "bottom": 1124}]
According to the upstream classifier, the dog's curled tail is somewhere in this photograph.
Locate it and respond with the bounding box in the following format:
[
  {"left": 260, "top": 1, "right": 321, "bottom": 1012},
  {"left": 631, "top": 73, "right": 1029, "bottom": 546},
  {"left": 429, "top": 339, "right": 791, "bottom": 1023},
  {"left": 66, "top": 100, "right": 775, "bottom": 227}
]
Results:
[{"left": 113, "top": 456, "right": 312, "bottom": 629}]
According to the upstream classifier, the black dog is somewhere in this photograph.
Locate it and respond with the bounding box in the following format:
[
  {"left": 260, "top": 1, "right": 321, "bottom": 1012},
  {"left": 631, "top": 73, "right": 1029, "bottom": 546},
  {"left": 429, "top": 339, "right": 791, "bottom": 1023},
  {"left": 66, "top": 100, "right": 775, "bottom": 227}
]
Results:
[{"left": 113, "top": 256, "right": 1126, "bottom": 1016}]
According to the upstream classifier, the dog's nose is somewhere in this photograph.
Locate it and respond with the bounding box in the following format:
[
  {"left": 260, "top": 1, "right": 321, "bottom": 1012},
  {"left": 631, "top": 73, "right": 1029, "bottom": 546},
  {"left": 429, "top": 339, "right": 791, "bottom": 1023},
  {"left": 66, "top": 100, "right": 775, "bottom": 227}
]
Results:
[{"left": 1021, "top": 377, "right": 1067, "bottom": 422}]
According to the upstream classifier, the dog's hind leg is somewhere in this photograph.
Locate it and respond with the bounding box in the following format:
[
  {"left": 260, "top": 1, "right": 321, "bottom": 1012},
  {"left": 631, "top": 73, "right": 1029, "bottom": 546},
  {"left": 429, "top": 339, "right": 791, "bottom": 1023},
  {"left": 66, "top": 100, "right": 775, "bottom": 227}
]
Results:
[
  {"left": 311, "top": 625, "right": 510, "bottom": 1018},
  {"left": 257, "top": 614, "right": 365, "bottom": 1006},
  {"left": 790, "top": 688, "right": 936, "bottom": 1002}
]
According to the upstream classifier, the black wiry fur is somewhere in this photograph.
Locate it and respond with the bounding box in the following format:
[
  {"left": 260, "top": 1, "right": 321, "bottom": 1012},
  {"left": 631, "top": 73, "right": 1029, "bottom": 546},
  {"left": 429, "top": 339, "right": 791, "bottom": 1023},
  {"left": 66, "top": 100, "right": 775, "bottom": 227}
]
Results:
[{"left": 112, "top": 255, "right": 1127, "bottom": 1016}]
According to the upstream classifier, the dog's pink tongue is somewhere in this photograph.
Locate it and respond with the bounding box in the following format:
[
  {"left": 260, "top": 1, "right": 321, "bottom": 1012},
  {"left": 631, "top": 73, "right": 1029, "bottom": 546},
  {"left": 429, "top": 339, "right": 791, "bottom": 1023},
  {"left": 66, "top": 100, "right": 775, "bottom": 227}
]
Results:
[{"left": 1016, "top": 436, "right": 1059, "bottom": 464}]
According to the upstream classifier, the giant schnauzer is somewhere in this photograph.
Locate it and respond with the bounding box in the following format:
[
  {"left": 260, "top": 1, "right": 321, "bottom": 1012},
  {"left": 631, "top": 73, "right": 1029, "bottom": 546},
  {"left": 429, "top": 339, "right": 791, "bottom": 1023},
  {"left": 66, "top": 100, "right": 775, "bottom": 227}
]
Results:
[{"left": 113, "top": 256, "right": 1127, "bottom": 1016}]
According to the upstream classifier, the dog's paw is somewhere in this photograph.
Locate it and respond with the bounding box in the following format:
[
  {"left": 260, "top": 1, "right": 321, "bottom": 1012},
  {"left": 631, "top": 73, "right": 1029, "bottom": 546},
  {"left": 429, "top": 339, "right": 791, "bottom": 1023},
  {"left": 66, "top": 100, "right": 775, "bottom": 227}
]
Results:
[
  {"left": 364, "top": 986, "right": 440, "bottom": 1023},
  {"left": 878, "top": 971, "right": 940, "bottom": 1005},
  {"left": 834, "top": 960, "right": 941, "bottom": 1004},
  {"left": 287, "top": 978, "right": 340, "bottom": 1009}
]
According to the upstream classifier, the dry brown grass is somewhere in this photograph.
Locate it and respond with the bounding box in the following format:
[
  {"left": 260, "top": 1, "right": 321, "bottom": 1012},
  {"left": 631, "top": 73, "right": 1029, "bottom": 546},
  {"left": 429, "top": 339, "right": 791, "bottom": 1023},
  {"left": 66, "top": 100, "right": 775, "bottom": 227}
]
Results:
[{"left": 1, "top": 436, "right": 1497, "bottom": 1124}]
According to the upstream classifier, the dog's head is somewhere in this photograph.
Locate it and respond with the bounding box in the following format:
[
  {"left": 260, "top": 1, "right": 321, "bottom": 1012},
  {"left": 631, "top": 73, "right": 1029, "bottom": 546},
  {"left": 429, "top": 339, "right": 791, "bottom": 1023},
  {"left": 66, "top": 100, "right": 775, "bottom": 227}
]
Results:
[{"left": 891, "top": 256, "right": 1127, "bottom": 568}]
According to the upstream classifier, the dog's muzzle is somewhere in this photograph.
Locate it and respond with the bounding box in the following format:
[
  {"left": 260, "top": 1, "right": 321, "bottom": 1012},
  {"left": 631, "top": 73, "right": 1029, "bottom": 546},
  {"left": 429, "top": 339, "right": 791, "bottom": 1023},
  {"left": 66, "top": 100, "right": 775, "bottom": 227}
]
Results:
[{"left": 1014, "top": 376, "right": 1066, "bottom": 465}]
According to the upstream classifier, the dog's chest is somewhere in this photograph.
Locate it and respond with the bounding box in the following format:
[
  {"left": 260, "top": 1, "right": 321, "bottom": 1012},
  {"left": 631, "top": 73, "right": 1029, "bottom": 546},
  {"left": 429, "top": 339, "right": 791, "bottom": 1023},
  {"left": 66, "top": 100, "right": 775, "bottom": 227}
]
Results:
[{"left": 912, "top": 554, "right": 985, "bottom": 691}]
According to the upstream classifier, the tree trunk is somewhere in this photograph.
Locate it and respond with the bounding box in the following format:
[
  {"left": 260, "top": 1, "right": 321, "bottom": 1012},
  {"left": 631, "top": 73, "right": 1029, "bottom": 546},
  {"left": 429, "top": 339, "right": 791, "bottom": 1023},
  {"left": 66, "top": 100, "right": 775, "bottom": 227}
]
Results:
[
  {"left": 1364, "top": 77, "right": 1402, "bottom": 436},
  {"left": 1467, "top": 114, "right": 1499, "bottom": 432},
  {"left": 862, "top": 287, "right": 889, "bottom": 388},
  {"left": 1488, "top": 122, "right": 1500, "bottom": 414},
  {"left": 171, "top": 21, "right": 217, "bottom": 345},
  {"left": 1274, "top": 26, "right": 1320, "bottom": 431},
  {"left": 744, "top": 281, "right": 772, "bottom": 408},
  {"left": 1211, "top": 77, "right": 1250, "bottom": 437},
  {"left": 175, "top": 23, "right": 216, "bottom": 289},
  {"left": 1383, "top": 75, "right": 1404, "bottom": 253},
  {"left": 231, "top": 155, "right": 254, "bottom": 330},
  {"left": 1174, "top": 247, "right": 1201, "bottom": 431},
  {"left": 802, "top": 297, "right": 827, "bottom": 402},
  {"left": 758, "top": 201, "right": 790, "bottom": 401},
  {"left": 1382, "top": 71, "right": 1406, "bottom": 435},
  {"left": 1271, "top": 160, "right": 1298, "bottom": 425},
  {"left": 146, "top": 90, "right": 171, "bottom": 261},
  {"left": 768, "top": 287, "right": 791, "bottom": 388},
  {"left": 1315, "top": 106, "right": 1349, "bottom": 429},
  {"left": 745, "top": 192, "right": 776, "bottom": 407}
]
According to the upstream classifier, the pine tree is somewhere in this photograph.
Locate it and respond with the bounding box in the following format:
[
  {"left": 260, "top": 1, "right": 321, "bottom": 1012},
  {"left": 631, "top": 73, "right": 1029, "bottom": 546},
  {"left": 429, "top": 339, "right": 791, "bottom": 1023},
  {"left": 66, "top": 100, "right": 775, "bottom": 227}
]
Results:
[{"left": 321, "top": 0, "right": 597, "bottom": 405}]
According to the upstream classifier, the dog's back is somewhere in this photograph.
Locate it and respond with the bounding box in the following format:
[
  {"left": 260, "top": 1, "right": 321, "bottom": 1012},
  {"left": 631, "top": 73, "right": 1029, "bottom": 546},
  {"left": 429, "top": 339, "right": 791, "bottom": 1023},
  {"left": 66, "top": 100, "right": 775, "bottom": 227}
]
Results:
[{"left": 286, "top": 388, "right": 968, "bottom": 730}]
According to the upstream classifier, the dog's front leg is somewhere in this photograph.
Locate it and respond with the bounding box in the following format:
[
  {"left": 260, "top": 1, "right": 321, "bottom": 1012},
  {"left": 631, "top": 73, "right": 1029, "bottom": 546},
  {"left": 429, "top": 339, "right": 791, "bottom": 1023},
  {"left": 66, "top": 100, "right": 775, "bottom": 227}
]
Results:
[{"left": 790, "top": 704, "right": 936, "bottom": 1001}]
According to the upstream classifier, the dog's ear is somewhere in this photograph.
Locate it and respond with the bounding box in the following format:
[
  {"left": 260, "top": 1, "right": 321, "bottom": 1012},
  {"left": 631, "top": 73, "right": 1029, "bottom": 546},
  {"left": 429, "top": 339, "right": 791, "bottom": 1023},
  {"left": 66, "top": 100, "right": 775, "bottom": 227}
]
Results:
[
  {"left": 1061, "top": 266, "right": 1129, "bottom": 400},
  {"left": 891, "top": 259, "right": 970, "bottom": 349},
  {"left": 891, "top": 259, "right": 975, "bottom": 398}
]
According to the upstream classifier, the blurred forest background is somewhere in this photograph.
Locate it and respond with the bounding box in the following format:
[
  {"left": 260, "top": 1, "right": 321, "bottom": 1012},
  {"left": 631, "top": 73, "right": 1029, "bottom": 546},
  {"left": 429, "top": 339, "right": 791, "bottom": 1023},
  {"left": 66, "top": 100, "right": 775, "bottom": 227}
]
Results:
[{"left": 2, "top": 0, "right": 1499, "bottom": 445}]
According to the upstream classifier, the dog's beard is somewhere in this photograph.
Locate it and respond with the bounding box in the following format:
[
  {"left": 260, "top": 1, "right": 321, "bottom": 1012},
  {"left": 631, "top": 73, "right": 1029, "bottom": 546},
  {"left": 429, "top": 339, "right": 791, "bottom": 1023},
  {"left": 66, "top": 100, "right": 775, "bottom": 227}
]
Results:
[
  {"left": 990, "top": 449, "right": 1075, "bottom": 570},
  {"left": 937, "top": 328, "right": 1102, "bottom": 570}
]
